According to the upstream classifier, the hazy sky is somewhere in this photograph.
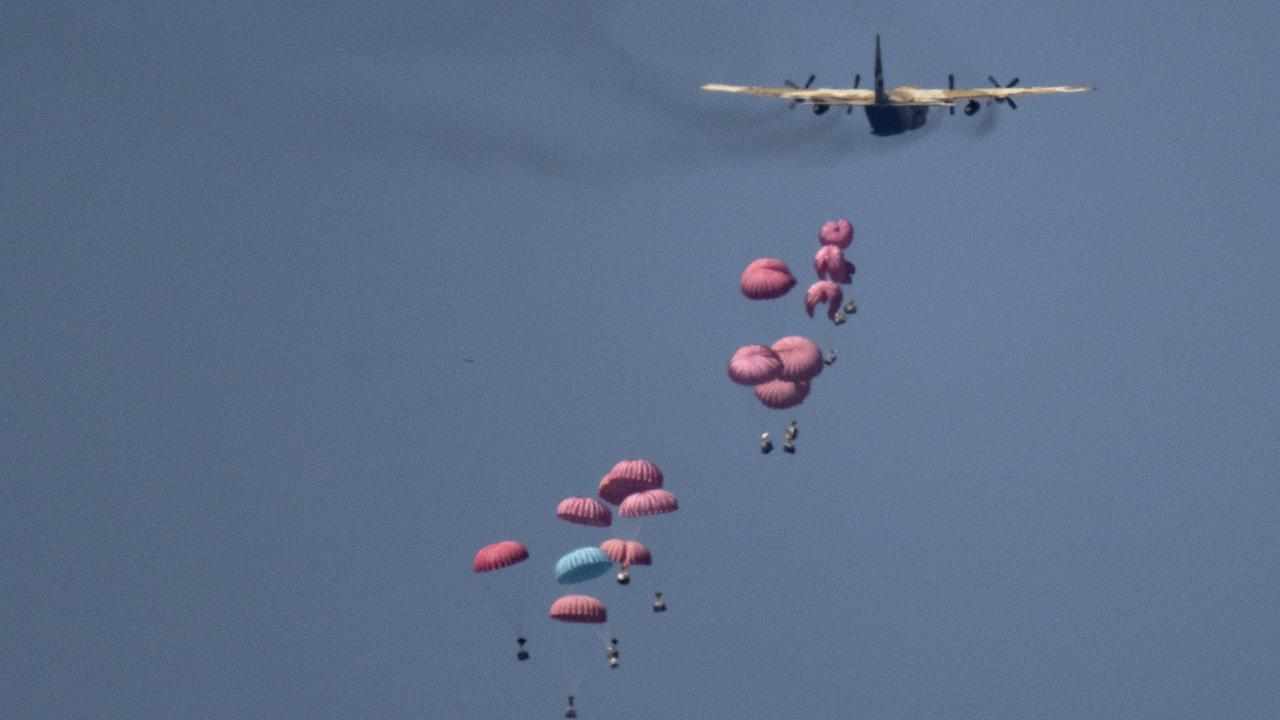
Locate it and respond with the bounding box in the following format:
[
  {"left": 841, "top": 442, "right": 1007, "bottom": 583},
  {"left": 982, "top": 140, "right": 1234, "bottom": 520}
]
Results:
[{"left": 5, "top": 1, "right": 1278, "bottom": 718}]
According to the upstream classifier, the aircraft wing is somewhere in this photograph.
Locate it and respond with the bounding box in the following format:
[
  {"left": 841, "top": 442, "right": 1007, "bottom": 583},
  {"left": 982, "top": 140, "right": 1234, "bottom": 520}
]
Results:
[
  {"left": 702, "top": 82, "right": 1090, "bottom": 107},
  {"left": 701, "top": 83, "right": 877, "bottom": 106},
  {"left": 932, "top": 84, "right": 1091, "bottom": 104}
]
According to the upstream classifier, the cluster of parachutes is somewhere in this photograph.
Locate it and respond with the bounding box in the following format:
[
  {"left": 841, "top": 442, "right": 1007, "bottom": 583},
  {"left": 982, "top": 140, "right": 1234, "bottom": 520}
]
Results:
[
  {"left": 552, "top": 459, "right": 676, "bottom": 613},
  {"left": 472, "top": 220, "right": 857, "bottom": 714},
  {"left": 738, "top": 218, "right": 856, "bottom": 322},
  {"left": 730, "top": 218, "right": 858, "bottom": 411},
  {"left": 473, "top": 458, "right": 677, "bottom": 712},
  {"left": 728, "top": 336, "right": 822, "bottom": 409}
]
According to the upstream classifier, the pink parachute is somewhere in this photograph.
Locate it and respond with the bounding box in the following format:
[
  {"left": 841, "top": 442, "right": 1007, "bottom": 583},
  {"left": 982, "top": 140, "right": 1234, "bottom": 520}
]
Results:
[
  {"left": 557, "top": 496, "right": 612, "bottom": 527},
  {"left": 598, "top": 459, "right": 664, "bottom": 506},
  {"left": 754, "top": 378, "right": 811, "bottom": 409},
  {"left": 740, "top": 258, "right": 796, "bottom": 300},
  {"left": 550, "top": 594, "right": 608, "bottom": 623},
  {"left": 727, "top": 344, "right": 783, "bottom": 386},
  {"left": 619, "top": 488, "right": 679, "bottom": 518},
  {"left": 819, "top": 218, "right": 853, "bottom": 248},
  {"left": 600, "top": 538, "right": 652, "bottom": 566},
  {"left": 770, "top": 336, "right": 823, "bottom": 381},
  {"left": 814, "top": 245, "right": 854, "bottom": 284},
  {"left": 472, "top": 540, "right": 529, "bottom": 573},
  {"left": 805, "top": 281, "right": 843, "bottom": 321}
]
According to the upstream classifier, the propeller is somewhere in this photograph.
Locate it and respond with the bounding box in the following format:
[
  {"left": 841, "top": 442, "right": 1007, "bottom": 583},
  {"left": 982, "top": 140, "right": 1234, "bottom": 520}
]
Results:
[
  {"left": 782, "top": 74, "right": 834, "bottom": 116},
  {"left": 847, "top": 73, "right": 860, "bottom": 114},
  {"left": 949, "top": 73, "right": 955, "bottom": 115},
  {"left": 987, "top": 75, "right": 1020, "bottom": 110},
  {"left": 783, "top": 74, "right": 815, "bottom": 109}
]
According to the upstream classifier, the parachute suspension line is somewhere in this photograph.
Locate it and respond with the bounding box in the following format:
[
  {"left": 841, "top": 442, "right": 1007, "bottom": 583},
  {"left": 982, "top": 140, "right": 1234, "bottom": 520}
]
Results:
[
  {"left": 550, "top": 620, "right": 576, "bottom": 696},
  {"left": 471, "top": 644, "right": 517, "bottom": 720},
  {"left": 498, "top": 661, "right": 518, "bottom": 720},
  {"left": 627, "top": 520, "right": 645, "bottom": 589},
  {"left": 477, "top": 572, "right": 522, "bottom": 638},
  {"left": 515, "top": 558, "right": 541, "bottom": 636},
  {"left": 627, "top": 525, "right": 645, "bottom": 586},
  {"left": 557, "top": 629, "right": 587, "bottom": 696},
  {"left": 626, "top": 518, "right": 645, "bottom": 544}
]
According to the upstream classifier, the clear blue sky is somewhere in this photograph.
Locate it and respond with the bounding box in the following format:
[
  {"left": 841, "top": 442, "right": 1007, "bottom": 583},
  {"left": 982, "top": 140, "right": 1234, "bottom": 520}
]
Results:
[{"left": 5, "top": 1, "right": 1278, "bottom": 718}]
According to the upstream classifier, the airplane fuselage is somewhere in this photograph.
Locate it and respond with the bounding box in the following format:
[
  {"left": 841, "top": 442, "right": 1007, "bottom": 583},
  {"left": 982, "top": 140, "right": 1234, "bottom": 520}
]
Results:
[
  {"left": 863, "top": 34, "right": 929, "bottom": 137},
  {"left": 864, "top": 103, "right": 929, "bottom": 137}
]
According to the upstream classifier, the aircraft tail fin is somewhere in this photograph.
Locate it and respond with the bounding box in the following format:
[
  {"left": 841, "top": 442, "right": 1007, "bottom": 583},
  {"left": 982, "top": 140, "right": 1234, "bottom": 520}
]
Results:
[{"left": 874, "top": 34, "right": 887, "bottom": 103}]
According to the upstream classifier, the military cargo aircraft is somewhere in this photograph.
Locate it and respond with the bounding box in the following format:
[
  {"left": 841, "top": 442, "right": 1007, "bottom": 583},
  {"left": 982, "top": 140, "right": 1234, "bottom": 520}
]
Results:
[{"left": 701, "top": 35, "right": 1090, "bottom": 136}]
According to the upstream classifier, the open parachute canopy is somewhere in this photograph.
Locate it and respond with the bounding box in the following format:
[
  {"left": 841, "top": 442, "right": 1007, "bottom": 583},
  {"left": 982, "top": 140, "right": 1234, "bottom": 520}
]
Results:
[
  {"left": 554, "top": 547, "right": 613, "bottom": 584},
  {"left": 819, "top": 218, "right": 854, "bottom": 248},
  {"left": 805, "top": 280, "right": 843, "bottom": 321},
  {"left": 549, "top": 594, "right": 608, "bottom": 624},
  {"left": 556, "top": 496, "right": 612, "bottom": 527},
  {"left": 600, "top": 538, "right": 652, "bottom": 566},
  {"left": 753, "top": 377, "right": 811, "bottom": 409},
  {"left": 740, "top": 257, "right": 796, "bottom": 300},
  {"left": 814, "top": 245, "right": 854, "bottom": 284},
  {"left": 598, "top": 459, "right": 664, "bottom": 505},
  {"left": 727, "top": 344, "right": 783, "bottom": 386},
  {"left": 472, "top": 540, "right": 529, "bottom": 573},
  {"left": 619, "top": 488, "right": 679, "bottom": 518},
  {"left": 771, "top": 336, "right": 823, "bottom": 382}
]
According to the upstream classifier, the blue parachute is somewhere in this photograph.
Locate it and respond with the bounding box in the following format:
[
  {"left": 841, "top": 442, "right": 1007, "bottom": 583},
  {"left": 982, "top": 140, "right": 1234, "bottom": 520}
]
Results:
[{"left": 554, "top": 547, "right": 613, "bottom": 585}]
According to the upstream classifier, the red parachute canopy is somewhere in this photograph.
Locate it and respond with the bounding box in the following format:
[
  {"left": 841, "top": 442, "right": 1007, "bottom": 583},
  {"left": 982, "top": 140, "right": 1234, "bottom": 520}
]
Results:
[
  {"left": 770, "top": 336, "right": 823, "bottom": 381},
  {"left": 740, "top": 258, "right": 796, "bottom": 300},
  {"left": 754, "top": 378, "right": 811, "bottom": 409},
  {"left": 818, "top": 218, "right": 853, "bottom": 248},
  {"left": 557, "top": 496, "right": 612, "bottom": 527},
  {"left": 600, "top": 538, "right": 652, "bottom": 566},
  {"left": 619, "top": 488, "right": 679, "bottom": 518},
  {"left": 598, "top": 459, "right": 664, "bottom": 506},
  {"left": 549, "top": 594, "right": 608, "bottom": 623},
  {"left": 805, "top": 280, "right": 843, "bottom": 321},
  {"left": 727, "top": 344, "right": 783, "bottom": 386},
  {"left": 472, "top": 540, "right": 530, "bottom": 573},
  {"left": 813, "top": 245, "right": 854, "bottom": 284}
]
